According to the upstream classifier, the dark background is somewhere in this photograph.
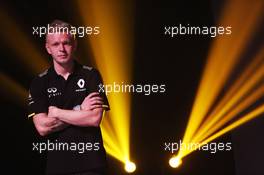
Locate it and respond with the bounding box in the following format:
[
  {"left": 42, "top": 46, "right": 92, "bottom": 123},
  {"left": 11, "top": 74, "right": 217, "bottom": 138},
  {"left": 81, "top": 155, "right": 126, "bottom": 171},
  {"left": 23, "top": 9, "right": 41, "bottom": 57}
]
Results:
[{"left": 0, "top": 0, "right": 263, "bottom": 175}]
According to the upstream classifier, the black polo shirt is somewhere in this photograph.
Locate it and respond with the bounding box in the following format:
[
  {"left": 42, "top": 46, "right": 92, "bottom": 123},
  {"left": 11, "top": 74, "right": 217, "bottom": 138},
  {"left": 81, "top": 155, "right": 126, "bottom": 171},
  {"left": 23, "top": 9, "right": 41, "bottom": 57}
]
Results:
[{"left": 28, "top": 61, "right": 110, "bottom": 175}]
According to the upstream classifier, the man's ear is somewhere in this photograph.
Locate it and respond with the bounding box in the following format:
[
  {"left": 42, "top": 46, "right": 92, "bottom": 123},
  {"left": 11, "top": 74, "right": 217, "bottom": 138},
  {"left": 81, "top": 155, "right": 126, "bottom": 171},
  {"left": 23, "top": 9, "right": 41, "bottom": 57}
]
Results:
[{"left": 45, "top": 43, "right": 51, "bottom": 54}]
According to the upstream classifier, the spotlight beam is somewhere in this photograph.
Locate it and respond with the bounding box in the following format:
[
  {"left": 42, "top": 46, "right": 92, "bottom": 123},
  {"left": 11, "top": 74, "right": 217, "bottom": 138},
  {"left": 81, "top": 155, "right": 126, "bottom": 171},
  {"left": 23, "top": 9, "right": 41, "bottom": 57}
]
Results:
[
  {"left": 193, "top": 52, "right": 264, "bottom": 143},
  {"left": 201, "top": 104, "right": 264, "bottom": 146},
  {"left": 76, "top": 0, "right": 135, "bottom": 167},
  {"left": 201, "top": 83, "right": 264, "bottom": 142},
  {"left": 176, "top": 0, "right": 264, "bottom": 160},
  {"left": 0, "top": 9, "right": 49, "bottom": 74},
  {"left": 0, "top": 72, "right": 27, "bottom": 107}
]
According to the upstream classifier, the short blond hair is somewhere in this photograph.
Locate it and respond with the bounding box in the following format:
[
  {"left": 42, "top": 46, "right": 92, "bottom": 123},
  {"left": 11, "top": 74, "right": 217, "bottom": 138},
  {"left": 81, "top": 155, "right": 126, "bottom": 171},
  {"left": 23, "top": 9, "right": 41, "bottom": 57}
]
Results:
[{"left": 45, "top": 19, "right": 75, "bottom": 41}]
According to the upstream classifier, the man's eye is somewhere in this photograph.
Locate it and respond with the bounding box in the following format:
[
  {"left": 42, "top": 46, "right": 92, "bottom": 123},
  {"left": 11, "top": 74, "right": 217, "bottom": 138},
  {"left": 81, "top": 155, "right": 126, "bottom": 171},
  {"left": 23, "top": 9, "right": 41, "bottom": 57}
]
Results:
[
  {"left": 64, "top": 42, "right": 71, "bottom": 46},
  {"left": 52, "top": 43, "right": 59, "bottom": 46}
]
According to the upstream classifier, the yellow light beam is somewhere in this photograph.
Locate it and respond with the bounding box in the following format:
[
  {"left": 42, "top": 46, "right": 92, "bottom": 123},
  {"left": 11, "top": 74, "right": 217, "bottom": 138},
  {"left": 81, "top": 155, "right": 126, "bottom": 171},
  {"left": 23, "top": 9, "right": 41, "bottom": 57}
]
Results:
[
  {"left": 193, "top": 54, "right": 264, "bottom": 143},
  {"left": 178, "top": 0, "right": 264, "bottom": 159},
  {"left": 101, "top": 119, "right": 124, "bottom": 160},
  {"left": 101, "top": 112, "right": 119, "bottom": 142},
  {"left": 176, "top": 103, "right": 264, "bottom": 160},
  {"left": 192, "top": 48, "right": 264, "bottom": 142},
  {"left": 0, "top": 72, "right": 27, "bottom": 107},
  {"left": 76, "top": 0, "right": 134, "bottom": 164},
  {"left": 103, "top": 141, "right": 124, "bottom": 163},
  {"left": 201, "top": 104, "right": 264, "bottom": 146},
  {"left": 200, "top": 83, "right": 264, "bottom": 142},
  {"left": 0, "top": 8, "right": 49, "bottom": 75}
]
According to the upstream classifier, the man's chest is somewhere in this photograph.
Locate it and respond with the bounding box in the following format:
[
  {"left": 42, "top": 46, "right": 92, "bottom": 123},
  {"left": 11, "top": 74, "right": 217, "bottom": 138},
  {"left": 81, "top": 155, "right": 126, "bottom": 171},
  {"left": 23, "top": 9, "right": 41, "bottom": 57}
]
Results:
[{"left": 46, "top": 76, "right": 89, "bottom": 109}]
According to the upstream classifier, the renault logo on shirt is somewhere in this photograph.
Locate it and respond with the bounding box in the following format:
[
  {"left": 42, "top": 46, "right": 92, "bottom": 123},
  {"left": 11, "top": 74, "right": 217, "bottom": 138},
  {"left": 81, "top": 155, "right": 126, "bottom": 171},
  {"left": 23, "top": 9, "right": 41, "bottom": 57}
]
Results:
[
  {"left": 77, "top": 79, "right": 85, "bottom": 88},
  {"left": 76, "top": 79, "right": 86, "bottom": 92},
  {"left": 47, "top": 87, "right": 61, "bottom": 98}
]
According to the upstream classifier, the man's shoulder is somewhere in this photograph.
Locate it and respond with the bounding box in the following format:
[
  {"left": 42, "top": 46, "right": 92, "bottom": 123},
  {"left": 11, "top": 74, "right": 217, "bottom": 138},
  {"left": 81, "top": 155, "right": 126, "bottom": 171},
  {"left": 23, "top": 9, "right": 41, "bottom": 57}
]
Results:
[
  {"left": 38, "top": 69, "right": 49, "bottom": 78},
  {"left": 30, "top": 68, "right": 49, "bottom": 85},
  {"left": 79, "top": 65, "right": 100, "bottom": 75},
  {"left": 82, "top": 65, "right": 93, "bottom": 71}
]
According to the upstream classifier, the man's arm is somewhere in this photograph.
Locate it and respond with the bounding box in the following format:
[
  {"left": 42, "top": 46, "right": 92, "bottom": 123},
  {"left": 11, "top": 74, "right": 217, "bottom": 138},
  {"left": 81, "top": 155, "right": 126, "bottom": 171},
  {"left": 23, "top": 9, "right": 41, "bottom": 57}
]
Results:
[
  {"left": 33, "top": 92, "right": 104, "bottom": 135},
  {"left": 28, "top": 77, "right": 68, "bottom": 136},
  {"left": 48, "top": 92, "right": 105, "bottom": 127},
  {"left": 33, "top": 113, "right": 69, "bottom": 136},
  {"left": 48, "top": 106, "right": 104, "bottom": 127}
]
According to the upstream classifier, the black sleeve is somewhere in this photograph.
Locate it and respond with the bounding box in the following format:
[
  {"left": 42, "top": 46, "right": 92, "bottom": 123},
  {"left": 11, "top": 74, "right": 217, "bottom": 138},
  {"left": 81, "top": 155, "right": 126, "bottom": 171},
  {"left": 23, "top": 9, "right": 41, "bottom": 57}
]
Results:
[
  {"left": 28, "top": 76, "right": 48, "bottom": 118},
  {"left": 88, "top": 69, "right": 110, "bottom": 111}
]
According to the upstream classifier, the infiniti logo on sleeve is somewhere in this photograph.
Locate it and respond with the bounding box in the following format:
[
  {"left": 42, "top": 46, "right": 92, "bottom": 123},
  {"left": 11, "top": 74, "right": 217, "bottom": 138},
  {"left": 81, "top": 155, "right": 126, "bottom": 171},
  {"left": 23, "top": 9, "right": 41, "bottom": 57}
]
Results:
[
  {"left": 47, "top": 87, "right": 61, "bottom": 98},
  {"left": 47, "top": 87, "right": 57, "bottom": 93}
]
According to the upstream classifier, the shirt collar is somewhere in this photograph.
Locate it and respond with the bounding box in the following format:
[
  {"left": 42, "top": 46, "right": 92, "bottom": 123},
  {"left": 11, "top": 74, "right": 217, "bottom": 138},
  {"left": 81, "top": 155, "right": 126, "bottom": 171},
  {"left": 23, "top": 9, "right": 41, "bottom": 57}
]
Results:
[{"left": 49, "top": 60, "right": 82, "bottom": 78}]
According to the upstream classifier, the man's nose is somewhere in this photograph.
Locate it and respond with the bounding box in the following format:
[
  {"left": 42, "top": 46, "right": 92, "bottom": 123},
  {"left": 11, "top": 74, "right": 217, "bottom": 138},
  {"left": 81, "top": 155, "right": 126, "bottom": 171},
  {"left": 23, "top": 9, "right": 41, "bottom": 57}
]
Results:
[{"left": 58, "top": 44, "right": 65, "bottom": 51}]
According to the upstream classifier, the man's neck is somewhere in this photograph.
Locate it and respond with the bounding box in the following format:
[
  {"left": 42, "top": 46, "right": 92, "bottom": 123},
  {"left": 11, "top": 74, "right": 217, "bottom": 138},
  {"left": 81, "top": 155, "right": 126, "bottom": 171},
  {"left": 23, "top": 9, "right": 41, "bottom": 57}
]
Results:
[{"left": 53, "top": 60, "right": 74, "bottom": 80}]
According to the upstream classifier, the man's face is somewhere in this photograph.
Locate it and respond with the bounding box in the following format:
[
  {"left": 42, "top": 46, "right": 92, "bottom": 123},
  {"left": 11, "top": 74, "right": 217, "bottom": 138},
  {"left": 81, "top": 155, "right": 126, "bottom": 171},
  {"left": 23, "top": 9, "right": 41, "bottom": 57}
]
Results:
[{"left": 46, "top": 33, "right": 76, "bottom": 65}]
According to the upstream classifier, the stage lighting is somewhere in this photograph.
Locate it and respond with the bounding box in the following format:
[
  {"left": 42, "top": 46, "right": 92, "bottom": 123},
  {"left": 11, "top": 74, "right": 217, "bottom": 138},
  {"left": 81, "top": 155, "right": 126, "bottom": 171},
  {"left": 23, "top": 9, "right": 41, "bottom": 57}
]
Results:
[
  {"left": 77, "top": 0, "right": 133, "bottom": 165},
  {"left": 174, "top": 0, "right": 264, "bottom": 162},
  {"left": 169, "top": 156, "right": 182, "bottom": 168},
  {"left": 124, "top": 161, "right": 136, "bottom": 173}
]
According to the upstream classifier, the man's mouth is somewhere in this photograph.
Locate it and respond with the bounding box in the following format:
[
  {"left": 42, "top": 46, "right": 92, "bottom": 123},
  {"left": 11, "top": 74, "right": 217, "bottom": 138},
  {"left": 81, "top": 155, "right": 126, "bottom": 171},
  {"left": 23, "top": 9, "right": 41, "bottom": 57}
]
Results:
[{"left": 58, "top": 55, "right": 67, "bottom": 58}]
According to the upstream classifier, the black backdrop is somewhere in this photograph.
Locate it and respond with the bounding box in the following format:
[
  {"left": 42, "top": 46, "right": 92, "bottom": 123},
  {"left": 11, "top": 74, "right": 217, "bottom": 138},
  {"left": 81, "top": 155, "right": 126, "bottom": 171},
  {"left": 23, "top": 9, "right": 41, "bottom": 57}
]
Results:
[{"left": 0, "top": 0, "right": 263, "bottom": 175}]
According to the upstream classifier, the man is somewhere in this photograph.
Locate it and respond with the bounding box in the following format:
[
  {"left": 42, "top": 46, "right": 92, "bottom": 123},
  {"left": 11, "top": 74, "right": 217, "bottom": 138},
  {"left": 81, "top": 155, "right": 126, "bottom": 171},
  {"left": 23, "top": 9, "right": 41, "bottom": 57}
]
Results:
[{"left": 28, "top": 20, "right": 110, "bottom": 175}]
